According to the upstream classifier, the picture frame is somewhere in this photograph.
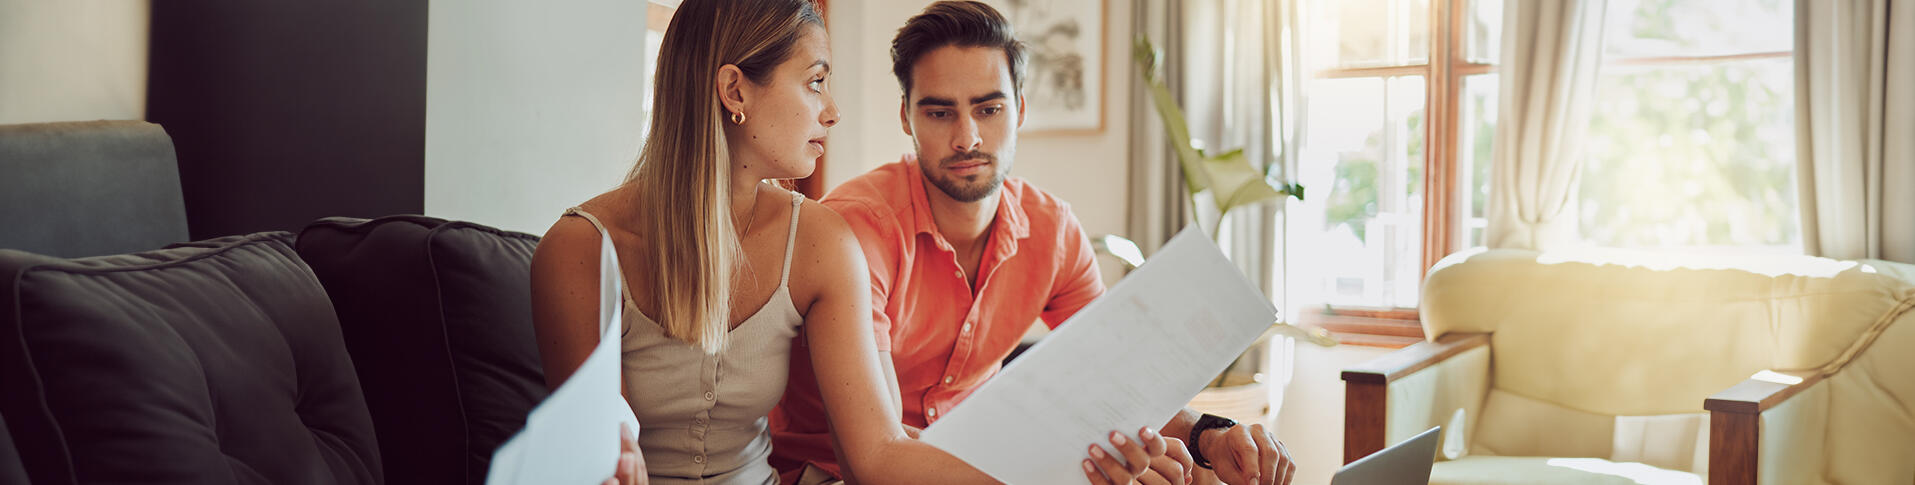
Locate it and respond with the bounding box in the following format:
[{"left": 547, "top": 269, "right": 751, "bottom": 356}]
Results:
[{"left": 986, "top": 0, "right": 1106, "bottom": 135}]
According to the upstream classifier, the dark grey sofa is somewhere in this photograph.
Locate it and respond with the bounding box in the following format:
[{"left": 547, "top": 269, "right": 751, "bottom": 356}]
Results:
[{"left": 0, "top": 219, "right": 553, "bottom": 485}]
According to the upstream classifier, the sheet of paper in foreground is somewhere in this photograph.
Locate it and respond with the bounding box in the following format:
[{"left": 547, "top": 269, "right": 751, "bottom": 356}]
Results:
[
  {"left": 919, "top": 225, "right": 1278, "bottom": 485},
  {"left": 487, "top": 233, "right": 642, "bottom": 485}
]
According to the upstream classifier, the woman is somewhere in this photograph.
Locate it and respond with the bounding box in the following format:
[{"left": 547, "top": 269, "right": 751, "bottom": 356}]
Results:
[{"left": 531, "top": 1, "right": 1179, "bottom": 484}]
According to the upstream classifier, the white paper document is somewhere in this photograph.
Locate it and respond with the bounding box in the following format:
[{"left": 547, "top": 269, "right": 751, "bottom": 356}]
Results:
[
  {"left": 920, "top": 226, "right": 1279, "bottom": 485},
  {"left": 487, "top": 233, "right": 642, "bottom": 485}
]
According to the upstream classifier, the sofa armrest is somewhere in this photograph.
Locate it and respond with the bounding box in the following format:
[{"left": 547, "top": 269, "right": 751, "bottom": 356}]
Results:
[
  {"left": 1340, "top": 332, "right": 1490, "bottom": 463},
  {"left": 1703, "top": 371, "right": 1828, "bottom": 485}
]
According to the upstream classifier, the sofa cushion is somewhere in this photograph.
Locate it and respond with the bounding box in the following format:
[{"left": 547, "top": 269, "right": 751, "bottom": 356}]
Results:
[
  {"left": 0, "top": 412, "right": 26, "bottom": 484},
  {"left": 294, "top": 216, "right": 549, "bottom": 485},
  {"left": 0, "top": 120, "right": 189, "bottom": 257},
  {"left": 0, "top": 232, "right": 381, "bottom": 484},
  {"left": 1430, "top": 456, "right": 1700, "bottom": 485}
]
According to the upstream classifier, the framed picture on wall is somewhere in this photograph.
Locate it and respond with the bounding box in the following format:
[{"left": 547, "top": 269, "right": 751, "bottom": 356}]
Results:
[{"left": 986, "top": 0, "right": 1105, "bottom": 135}]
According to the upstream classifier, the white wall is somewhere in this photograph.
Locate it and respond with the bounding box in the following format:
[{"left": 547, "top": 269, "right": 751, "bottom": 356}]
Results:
[
  {"left": 0, "top": 0, "right": 148, "bottom": 124},
  {"left": 424, "top": 0, "right": 649, "bottom": 235},
  {"left": 1276, "top": 343, "right": 1397, "bottom": 485},
  {"left": 824, "top": 0, "right": 1135, "bottom": 286}
]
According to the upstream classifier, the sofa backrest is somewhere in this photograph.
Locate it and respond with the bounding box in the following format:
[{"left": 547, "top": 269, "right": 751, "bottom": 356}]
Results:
[
  {"left": 0, "top": 120, "right": 189, "bottom": 257},
  {"left": 0, "top": 232, "right": 382, "bottom": 484},
  {"left": 294, "top": 215, "right": 549, "bottom": 485}
]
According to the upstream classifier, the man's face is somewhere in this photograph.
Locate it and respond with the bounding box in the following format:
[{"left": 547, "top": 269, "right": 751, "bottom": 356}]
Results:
[{"left": 900, "top": 45, "right": 1024, "bottom": 203}]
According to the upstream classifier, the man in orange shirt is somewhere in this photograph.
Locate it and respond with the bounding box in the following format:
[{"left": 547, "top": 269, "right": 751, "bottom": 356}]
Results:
[{"left": 771, "top": 2, "right": 1295, "bottom": 484}]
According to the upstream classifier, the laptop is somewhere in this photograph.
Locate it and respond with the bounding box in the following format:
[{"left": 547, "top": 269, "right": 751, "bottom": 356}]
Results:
[{"left": 1330, "top": 426, "right": 1442, "bottom": 485}]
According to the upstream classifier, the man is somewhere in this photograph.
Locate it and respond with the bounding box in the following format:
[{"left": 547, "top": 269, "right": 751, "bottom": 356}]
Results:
[{"left": 771, "top": 2, "right": 1296, "bottom": 484}]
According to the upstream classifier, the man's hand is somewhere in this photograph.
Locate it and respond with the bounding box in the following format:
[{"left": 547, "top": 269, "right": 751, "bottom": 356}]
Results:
[
  {"left": 1200, "top": 423, "right": 1293, "bottom": 485},
  {"left": 602, "top": 423, "right": 648, "bottom": 485},
  {"left": 1083, "top": 428, "right": 1175, "bottom": 485}
]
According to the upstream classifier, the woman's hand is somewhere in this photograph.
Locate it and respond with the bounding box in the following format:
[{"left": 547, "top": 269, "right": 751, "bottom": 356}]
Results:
[
  {"left": 1084, "top": 427, "right": 1181, "bottom": 485},
  {"left": 1140, "top": 436, "right": 1196, "bottom": 485},
  {"left": 601, "top": 423, "right": 647, "bottom": 485}
]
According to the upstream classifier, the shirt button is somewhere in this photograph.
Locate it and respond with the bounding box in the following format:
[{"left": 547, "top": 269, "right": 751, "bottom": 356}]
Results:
[
  {"left": 953, "top": 269, "right": 963, "bottom": 279},
  {"left": 927, "top": 407, "right": 938, "bottom": 418},
  {"left": 703, "top": 391, "right": 715, "bottom": 401},
  {"left": 960, "top": 322, "right": 973, "bottom": 333},
  {"left": 943, "top": 375, "right": 954, "bottom": 384},
  {"left": 693, "top": 455, "right": 706, "bottom": 464}
]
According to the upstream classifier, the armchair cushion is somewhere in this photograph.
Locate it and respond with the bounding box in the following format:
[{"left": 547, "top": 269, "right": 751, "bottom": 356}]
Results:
[
  {"left": 0, "top": 232, "right": 381, "bottom": 484},
  {"left": 1429, "top": 456, "right": 1699, "bottom": 485}
]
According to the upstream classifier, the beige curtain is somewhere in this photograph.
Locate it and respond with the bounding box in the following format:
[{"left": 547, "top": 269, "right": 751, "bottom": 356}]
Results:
[
  {"left": 1484, "top": 0, "right": 1608, "bottom": 250},
  {"left": 1795, "top": 0, "right": 1915, "bottom": 263},
  {"left": 1178, "top": 0, "right": 1297, "bottom": 293}
]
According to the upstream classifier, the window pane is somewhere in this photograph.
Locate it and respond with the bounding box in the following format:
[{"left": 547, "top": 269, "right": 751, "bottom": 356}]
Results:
[
  {"left": 1581, "top": 58, "right": 1798, "bottom": 249},
  {"left": 1465, "top": 0, "right": 1503, "bottom": 64},
  {"left": 1313, "top": 0, "right": 1429, "bottom": 69},
  {"left": 1290, "top": 76, "right": 1425, "bottom": 309},
  {"left": 1603, "top": 0, "right": 1791, "bottom": 58},
  {"left": 1459, "top": 73, "right": 1497, "bottom": 248}
]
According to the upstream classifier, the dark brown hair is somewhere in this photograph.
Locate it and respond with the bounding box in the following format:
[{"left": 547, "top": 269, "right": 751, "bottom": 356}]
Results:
[{"left": 890, "top": 0, "right": 1027, "bottom": 100}]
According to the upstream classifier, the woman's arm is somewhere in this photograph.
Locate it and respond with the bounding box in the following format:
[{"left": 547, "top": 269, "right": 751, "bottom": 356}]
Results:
[
  {"left": 533, "top": 215, "right": 650, "bottom": 485},
  {"left": 797, "top": 206, "right": 1160, "bottom": 485},
  {"left": 798, "top": 207, "right": 992, "bottom": 484},
  {"left": 530, "top": 215, "right": 610, "bottom": 390}
]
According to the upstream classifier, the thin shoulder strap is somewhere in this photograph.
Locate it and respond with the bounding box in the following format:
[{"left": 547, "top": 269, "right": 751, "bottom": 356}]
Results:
[
  {"left": 563, "top": 207, "right": 635, "bottom": 303},
  {"left": 779, "top": 193, "right": 803, "bottom": 288}
]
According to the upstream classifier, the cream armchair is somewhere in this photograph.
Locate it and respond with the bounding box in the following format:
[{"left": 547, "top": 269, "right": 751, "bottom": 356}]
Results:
[{"left": 1342, "top": 249, "right": 1915, "bottom": 485}]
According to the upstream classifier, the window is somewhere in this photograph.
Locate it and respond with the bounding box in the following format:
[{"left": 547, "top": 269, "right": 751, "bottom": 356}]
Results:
[
  {"left": 1581, "top": 0, "right": 1796, "bottom": 251},
  {"left": 1284, "top": 0, "right": 1500, "bottom": 346}
]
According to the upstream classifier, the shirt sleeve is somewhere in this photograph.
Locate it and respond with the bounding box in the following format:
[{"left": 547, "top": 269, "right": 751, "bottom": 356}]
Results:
[
  {"left": 1041, "top": 204, "right": 1107, "bottom": 328},
  {"left": 820, "top": 198, "right": 903, "bottom": 352}
]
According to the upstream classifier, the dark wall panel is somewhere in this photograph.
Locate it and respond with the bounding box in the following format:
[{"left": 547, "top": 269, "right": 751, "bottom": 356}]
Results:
[{"left": 148, "top": 1, "right": 427, "bottom": 240}]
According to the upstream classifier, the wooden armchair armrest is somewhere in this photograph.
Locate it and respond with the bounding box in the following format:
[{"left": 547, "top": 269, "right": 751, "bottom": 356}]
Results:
[
  {"left": 1339, "top": 332, "right": 1489, "bottom": 463},
  {"left": 1341, "top": 332, "right": 1490, "bottom": 385},
  {"left": 1702, "top": 371, "right": 1826, "bottom": 485}
]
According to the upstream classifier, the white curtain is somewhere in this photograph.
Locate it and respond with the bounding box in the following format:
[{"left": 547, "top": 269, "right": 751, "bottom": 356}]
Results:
[
  {"left": 1484, "top": 0, "right": 1608, "bottom": 250},
  {"left": 1795, "top": 0, "right": 1915, "bottom": 263},
  {"left": 1178, "top": 0, "right": 1299, "bottom": 294}
]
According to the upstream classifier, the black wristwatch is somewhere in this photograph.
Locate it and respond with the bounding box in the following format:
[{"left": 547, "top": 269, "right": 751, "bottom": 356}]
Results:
[{"left": 1187, "top": 413, "right": 1238, "bottom": 469}]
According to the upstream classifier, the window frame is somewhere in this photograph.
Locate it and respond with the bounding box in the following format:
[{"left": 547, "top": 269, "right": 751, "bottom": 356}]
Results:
[{"left": 1302, "top": 0, "right": 1489, "bottom": 347}]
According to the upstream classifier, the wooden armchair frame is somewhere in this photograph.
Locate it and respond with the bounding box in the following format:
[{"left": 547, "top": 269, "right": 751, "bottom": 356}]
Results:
[{"left": 1340, "top": 332, "right": 1826, "bottom": 485}]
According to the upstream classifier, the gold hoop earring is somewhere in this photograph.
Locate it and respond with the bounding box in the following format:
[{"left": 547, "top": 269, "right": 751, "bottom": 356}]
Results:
[{"left": 731, "top": 111, "right": 746, "bottom": 125}]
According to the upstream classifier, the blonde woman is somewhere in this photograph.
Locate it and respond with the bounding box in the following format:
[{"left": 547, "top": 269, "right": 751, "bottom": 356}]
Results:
[{"left": 530, "top": 1, "right": 1176, "bottom": 484}]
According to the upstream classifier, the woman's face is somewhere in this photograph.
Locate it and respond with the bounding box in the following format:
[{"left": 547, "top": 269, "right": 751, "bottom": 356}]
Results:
[{"left": 729, "top": 25, "right": 838, "bottom": 181}]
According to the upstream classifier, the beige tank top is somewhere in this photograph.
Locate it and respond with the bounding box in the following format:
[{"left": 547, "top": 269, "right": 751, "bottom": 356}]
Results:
[{"left": 564, "top": 192, "right": 804, "bottom": 485}]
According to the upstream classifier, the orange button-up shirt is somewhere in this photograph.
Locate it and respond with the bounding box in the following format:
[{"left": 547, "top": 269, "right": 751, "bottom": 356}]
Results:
[{"left": 769, "top": 156, "right": 1106, "bottom": 481}]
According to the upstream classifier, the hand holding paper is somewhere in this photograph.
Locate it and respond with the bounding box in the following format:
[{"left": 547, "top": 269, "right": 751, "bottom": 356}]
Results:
[{"left": 920, "top": 226, "right": 1280, "bottom": 485}]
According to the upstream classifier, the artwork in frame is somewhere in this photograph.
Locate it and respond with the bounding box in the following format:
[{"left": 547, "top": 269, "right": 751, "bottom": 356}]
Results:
[{"left": 985, "top": 0, "right": 1105, "bottom": 134}]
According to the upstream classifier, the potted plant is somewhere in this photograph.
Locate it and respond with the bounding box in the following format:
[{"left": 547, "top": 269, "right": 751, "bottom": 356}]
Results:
[{"left": 1129, "top": 34, "right": 1337, "bottom": 424}]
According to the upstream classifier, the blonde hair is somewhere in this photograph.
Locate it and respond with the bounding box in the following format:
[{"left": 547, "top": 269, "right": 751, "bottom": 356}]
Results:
[{"left": 629, "top": 0, "right": 823, "bottom": 353}]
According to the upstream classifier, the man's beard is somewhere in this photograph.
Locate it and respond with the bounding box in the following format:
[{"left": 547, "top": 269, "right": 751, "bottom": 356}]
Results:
[{"left": 921, "top": 152, "right": 1008, "bottom": 203}]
